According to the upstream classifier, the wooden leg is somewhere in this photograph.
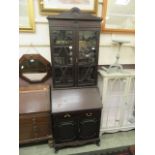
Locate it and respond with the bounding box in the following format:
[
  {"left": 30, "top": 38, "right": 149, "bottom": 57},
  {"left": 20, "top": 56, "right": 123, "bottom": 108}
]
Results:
[
  {"left": 48, "top": 139, "right": 53, "bottom": 148},
  {"left": 96, "top": 140, "right": 100, "bottom": 146},
  {"left": 55, "top": 148, "right": 58, "bottom": 153}
]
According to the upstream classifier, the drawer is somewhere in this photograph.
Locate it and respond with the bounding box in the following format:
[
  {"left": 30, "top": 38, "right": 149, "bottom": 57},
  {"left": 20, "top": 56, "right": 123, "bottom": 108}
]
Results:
[
  {"left": 20, "top": 113, "right": 51, "bottom": 124},
  {"left": 20, "top": 115, "right": 32, "bottom": 125},
  {"left": 19, "top": 124, "right": 33, "bottom": 141},
  {"left": 20, "top": 113, "right": 52, "bottom": 142},
  {"left": 80, "top": 110, "right": 101, "bottom": 119},
  {"left": 32, "top": 113, "right": 51, "bottom": 123},
  {"left": 53, "top": 112, "right": 76, "bottom": 122},
  {"left": 37, "top": 122, "right": 51, "bottom": 137}
]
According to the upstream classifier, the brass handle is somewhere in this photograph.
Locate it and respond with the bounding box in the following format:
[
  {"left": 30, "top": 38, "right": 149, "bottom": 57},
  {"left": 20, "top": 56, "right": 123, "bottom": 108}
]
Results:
[
  {"left": 64, "top": 113, "right": 71, "bottom": 118},
  {"left": 86, "top": 113, "right": 93, "bottom": 117}
]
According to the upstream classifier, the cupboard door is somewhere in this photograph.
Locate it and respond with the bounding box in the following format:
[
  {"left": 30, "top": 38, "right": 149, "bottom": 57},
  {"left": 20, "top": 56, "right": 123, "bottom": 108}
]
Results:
[
  {"left": 51, "top": 30, "right": 75, "bottom": 87},
  {"left": 77, "top": 31, "right": 99, "bottom": 86},
  {"left": 79, "top": 118, "right": 99, "bottom": 140},
  {"left": 102, "top": 78, "right": 127, "bottom": 129},
  {"left": 54, "top": 121, "right": 77, "bottom": 143}
]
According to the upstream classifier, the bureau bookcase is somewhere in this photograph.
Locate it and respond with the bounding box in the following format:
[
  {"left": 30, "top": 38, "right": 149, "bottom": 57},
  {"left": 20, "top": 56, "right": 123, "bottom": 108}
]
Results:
[{"left": 48, "top": 7, "right": 102, "bottom": 88}]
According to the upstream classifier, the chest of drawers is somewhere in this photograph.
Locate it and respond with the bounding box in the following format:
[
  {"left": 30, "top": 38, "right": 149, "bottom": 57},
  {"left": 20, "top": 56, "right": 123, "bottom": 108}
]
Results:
[{"left": 19, "top": 85, "right": 52, "bottom": 145}]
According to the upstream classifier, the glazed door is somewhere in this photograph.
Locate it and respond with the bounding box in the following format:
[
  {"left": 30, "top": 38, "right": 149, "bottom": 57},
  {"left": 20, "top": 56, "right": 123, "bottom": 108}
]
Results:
[
  {"left": 77, "top": 30, "right": 99, "bottom": 86},
  {"left": 51, "top": 30, "right": 75, "bottom": 88}
]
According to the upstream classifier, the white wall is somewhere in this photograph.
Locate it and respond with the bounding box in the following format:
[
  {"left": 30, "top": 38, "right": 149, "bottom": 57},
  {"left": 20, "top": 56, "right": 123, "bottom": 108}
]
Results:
[{"left": 19, "top": 0, "right": 135, "bottom": 65}]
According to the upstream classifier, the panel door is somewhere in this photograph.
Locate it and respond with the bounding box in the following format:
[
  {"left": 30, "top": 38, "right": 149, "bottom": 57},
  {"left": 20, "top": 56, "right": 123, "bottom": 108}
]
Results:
[
  {"left": 78, "top": 111, "right": 100, "bottom": 140},
  {"left": 51, "top": 30, "right": 75, "bottom": 87},
  {"left": 54, "top": 120, "right": 77, "bottom": 143},
  {"left": 102, "top": 77, "right": 128, "bottom": 129},
  {"left": 77, "top": 30, "right": 99, "bottom": 86}
]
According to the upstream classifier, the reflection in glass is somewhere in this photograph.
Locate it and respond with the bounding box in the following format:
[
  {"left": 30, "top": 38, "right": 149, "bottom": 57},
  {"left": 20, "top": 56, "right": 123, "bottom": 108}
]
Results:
[
  {"left": 20, "top": 59, "right": 47, "bottom": 73},
  {"left": 19, "top": 54, "right": 51, "bottom": 82},
  {"left": 54, "top": 67, "right": 74, "bottom": 86},
  {"left": 19, "top": 0, "right": 29, "bottom": 27},
  {"left": 52, "top": 30, "right": 73, "bottom": 45},
  {"left": 19, "top": 0, "right": 35, "bottom": 32},
  {"left": 53, "top": 47, "right": 73, "bottom": 65},
  {"left": 52, "top": 30, "right": 73, "bottom": 65},
  {"left": 79, "top": 31, "right": 97, "bottom": 64},
  {"left": 78, "top": 66, "right": 95, "bottom": 85},
  {"left": 105, "top": 0, "right": 135, "bottom": 30}
]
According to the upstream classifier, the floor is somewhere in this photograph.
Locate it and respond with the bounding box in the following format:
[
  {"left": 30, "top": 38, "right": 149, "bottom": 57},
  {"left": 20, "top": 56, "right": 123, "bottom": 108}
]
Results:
[{"left": 19, "top": 130, "right": 135, "bottom": 155}]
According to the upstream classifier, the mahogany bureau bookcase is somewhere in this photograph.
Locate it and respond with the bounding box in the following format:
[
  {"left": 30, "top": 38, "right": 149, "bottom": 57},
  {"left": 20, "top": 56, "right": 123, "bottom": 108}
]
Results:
[
  {"left": 51, "top": 88, "right": 102, "bottom": 152},
  {"left": 19, "top": 85, "right": 52, "bottom": 145},
  {"left": 47, "top": 7, "right": 102, "bottom": 152},
  {"left": 47, "top": 7, "right": 102, "bottom": 88}
]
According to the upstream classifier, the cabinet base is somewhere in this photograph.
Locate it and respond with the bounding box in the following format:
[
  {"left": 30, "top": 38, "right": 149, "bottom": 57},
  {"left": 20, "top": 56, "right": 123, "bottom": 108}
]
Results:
[
  {"left": 54, "top": 138, "right": 100, "bottom": 152},
  {"left": 19, "top": 135, "right": 53, "bottom": 146}
]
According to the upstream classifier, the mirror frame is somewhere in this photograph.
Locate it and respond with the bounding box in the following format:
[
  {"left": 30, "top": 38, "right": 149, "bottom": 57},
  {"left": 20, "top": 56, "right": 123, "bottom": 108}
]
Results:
[
  {"left": 101, "top": 0, "right": 135, "bottom": 33},
  {"left": 19, "top": 0, "right": 35, "bottom": 32},
  {"left": 19, "top": 54, "right": 51, "bottom": 83}
]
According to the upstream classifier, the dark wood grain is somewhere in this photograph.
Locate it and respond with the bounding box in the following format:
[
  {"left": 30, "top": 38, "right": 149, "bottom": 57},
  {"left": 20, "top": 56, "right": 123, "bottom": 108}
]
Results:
[
  {"left": 52, "top": 87, "right": 102, "bottom": 113},
  {"left": 19, "top": 85, "right": 52, "bottom": 145},
  {"left": 47, "top": 7, "right": 102, "bottom": 21},
  {"left": 51, "top": 87, "right": 102, "bottom": 152},
  {"left": 19, "top": 85, "right": 50, "bottom": 114},
  {"left": 47, "top": 8, "right": 102, "bottom": 88}
]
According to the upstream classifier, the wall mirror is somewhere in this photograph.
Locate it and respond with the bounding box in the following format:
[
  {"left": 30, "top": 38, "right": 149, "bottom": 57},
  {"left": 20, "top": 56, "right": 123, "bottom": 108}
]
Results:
[
  {"left": 19, "top": 54, "right": 51, "bottom": 83},
  {"left": 102, "top": 0, "right": 135, "bottom": 33},
  {"left": 19, "top": 0, "right": 35, "bottom": 32}
]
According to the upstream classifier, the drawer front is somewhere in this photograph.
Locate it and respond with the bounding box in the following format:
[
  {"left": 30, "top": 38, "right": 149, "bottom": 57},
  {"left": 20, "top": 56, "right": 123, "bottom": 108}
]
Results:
[
  {"left": 19, "top": 118, "right": 34, "bottom": 141},
  {"left": 80, "top": 109, "right": 101, "bottom": 119},
  {"left": 33, "top": 113, "right": 51, "bottom": 123},
  {"left": 37, "top": 122, "right": 51, "bottom": 137},
  {"left": 20, "top": 113, "right": 52, "bottom": 142},
  {"left": 53, "top": 112, "right": 77, "bottom": 123}
]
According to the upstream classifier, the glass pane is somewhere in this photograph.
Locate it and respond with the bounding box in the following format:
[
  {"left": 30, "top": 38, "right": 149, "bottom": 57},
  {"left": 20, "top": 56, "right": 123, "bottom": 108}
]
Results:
[
  {"left": 53, "top": 46, "right": 73, "bottom": 65},
  {"left": 54, "top": 67, "right": 74, "bottom": 87},
  {"left": 19, "top": 0, "right": 30, "bottom": 27},
  {"left": 79, "top": 31, "right": 97, "bottom": 64},
  {"left": 105, "top": 0, "right": 135, "bottom": 29},
  {"left": 78, "top": 66, "right": 96, "bottom": 85},
  {"left": 52, "top": 30, "right": 73, "bottom": 45}
]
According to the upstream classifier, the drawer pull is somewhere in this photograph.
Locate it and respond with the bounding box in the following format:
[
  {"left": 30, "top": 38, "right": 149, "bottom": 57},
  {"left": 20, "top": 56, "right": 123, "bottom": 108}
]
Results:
[
  {"left": 86, "top": 113, "right": 93, "bottom": 117},
  {"left": 64, "top": 113, "right": 71, "bottom": 118}
]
